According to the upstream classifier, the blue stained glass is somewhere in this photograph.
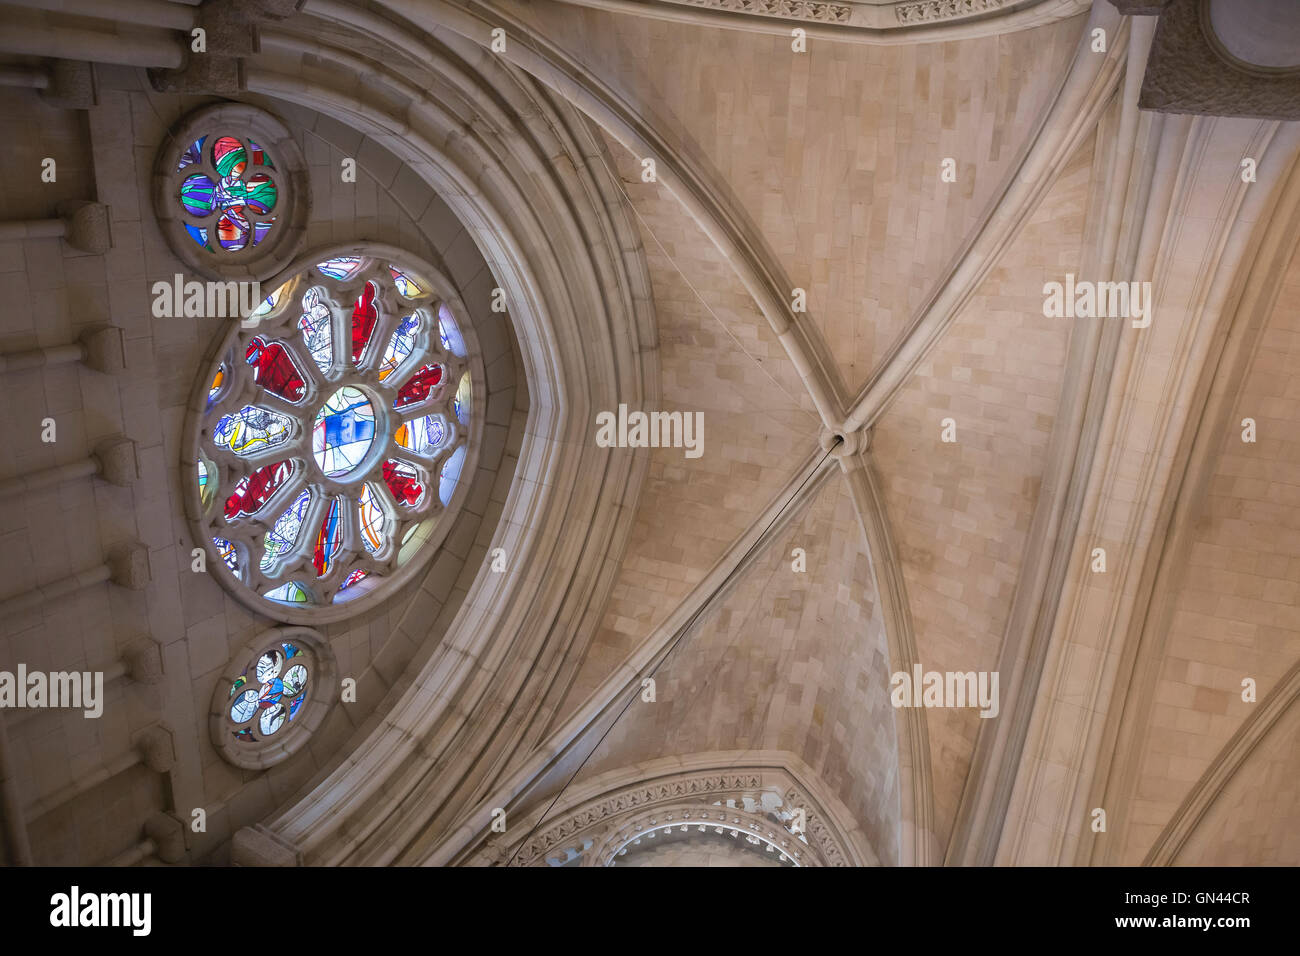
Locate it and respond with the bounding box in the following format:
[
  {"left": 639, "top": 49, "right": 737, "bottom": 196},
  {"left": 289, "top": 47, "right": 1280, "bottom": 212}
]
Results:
[
  {"left": 318, "top": 256, "right": 363, "bottom": 280},
  {"left": 439, "top": 445, "right": 466, "bottom": 507},
  {"left": 213, "top": 537, "right": 238, "bottom": 574},
  {"left": 185, "top": 223, "right": 209, "bottom": 249},
  {"left": 438, "top": 304, "right": 466, "bottom": 356},
  {"left": 176, "top": 136, "right": 206, "bottom": 172},
  {"left": 313, "top": 387, "right": 376, "bottom": 478},
  {"left": 258, "top": 677, "right": 285, "bottom": 708}
]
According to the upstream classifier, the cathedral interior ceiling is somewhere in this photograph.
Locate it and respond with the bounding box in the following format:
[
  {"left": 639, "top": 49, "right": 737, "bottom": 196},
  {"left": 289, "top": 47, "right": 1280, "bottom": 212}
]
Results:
[{"left": 0, "top": 0, "right": 1296, "bottom": 873}]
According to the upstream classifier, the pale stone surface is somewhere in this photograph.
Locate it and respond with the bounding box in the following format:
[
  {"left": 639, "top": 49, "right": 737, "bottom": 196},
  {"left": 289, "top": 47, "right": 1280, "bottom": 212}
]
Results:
[
  {"left": 575, "top": 477, "right": 902, "bottom": 864},
  {"left": 870, "top": 132, "right": 1091, "bottom": 846},
  {"left": 2, "top": 0, "right": 1297, "bottom": 870},
  {"left": 499, "top": 0, "right": 1083, "bottom": 394}
]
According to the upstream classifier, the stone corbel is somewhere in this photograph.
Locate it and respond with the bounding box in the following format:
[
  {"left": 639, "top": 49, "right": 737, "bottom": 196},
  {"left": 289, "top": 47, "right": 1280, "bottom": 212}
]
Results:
[
  {"left": 149, "top": 0, "right": 304, "bottom": 94},
  {"left": 231, "top": 825, "right": 303, "bottom": 866}
]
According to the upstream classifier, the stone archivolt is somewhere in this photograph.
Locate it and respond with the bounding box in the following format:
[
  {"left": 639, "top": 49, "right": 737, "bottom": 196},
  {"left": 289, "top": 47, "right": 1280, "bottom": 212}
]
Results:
[{"left": 481, "top": 763, "right": 865, "bottom": 867}]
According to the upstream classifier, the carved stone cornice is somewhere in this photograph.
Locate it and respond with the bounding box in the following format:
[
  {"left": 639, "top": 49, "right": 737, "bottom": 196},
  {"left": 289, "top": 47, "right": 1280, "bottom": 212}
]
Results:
[
  {"left": 669, "top": 0, "right": 851, "bottom": 24},
  {"left": 894, "top": 0, "right": 1008, "bottom": 25},
  {"left": 546, "top": 0, "right": 1085, "bottom": 37}
]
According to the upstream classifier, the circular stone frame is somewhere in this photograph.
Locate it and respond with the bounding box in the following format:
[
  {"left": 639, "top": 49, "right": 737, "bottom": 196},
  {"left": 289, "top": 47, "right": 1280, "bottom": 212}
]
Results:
[
  {"left": 153, "top": 102, "right": 310, "bottom": 280},
  {"left": 182, "top": 242, "right": 486, "bottom": 626},
  {"left": 209, "top": 626, "right": 338, "bottom": 770}
]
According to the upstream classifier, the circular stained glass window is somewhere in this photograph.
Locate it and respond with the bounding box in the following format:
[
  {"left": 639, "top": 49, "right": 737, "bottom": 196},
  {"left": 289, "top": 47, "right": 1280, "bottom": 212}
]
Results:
[
  {"left": 188, "top": 248, "right": 478, "bottom": 622},
  {"left": 154, "top": 103, "right": 308, "bottom": 279},
  {"left": 211, "top": 626, "right": 337, "bottom": 769}
]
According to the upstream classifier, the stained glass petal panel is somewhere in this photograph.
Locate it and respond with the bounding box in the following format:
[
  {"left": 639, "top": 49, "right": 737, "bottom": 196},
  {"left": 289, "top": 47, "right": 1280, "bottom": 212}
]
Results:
[
  {"left": 439, "top": 445, "right": 466, "bottom": 507},
  {"left": 212, "top": 136, "right": 248, "bottom": 177},
  {"left": 259, "top": 704, "right": 287, "bottom": 736},
  {"left": 454, "top": 372, "right": 471, "bottom": 426},
  {"left": 377, "top": 313, "right": 419, "bottom": 381},
  {"left": 224, "top": 459, "right": 294, "bottom": 520},
  {"left": 283, "top": 664, "right": 308, "bottom": 697},
  {"left": 438, "top": 304, "right": 466, "bottom": 356},
  {"left": 243, "top": 174, "right": 277, "bottom": 214},
  {"left": 317, "top": 256, "right": 363, "bottom": 280},
  {"left": 230, "top": 689, "right": 258, "bottom": 723},
  {"left": 298, "top": 287, "right": 333, "bottom": 374},
  {"left": 388, "top": 265, "right": 426, "bottom": 298},
  {"left": 350, "top": 281, "right": 380, "bottom": 364},
  {"left": 261, "top": 489, "right": 311, "bottom": 571},
  {"left": 265, "top": 581, "right": 309, "bottom": 604},
  {"left": 181, "top": 174, "right": 216, "bottom": 216},
  {"left": 245, "top": 336, "right": 306, "bottom": 403},
  {"left": 216, "top": 209, "right": 249, "bottom": 250},
  {"left": 393, "top": 364, "right": 442, "bottom": 409},
  {"left": 383, "top": 459, "right": 424, "bottom": 507},
  {"left": 207, "top": 365, "right": 225, "bottom": 407},
  {"left": 358, "top": 483, "right": 386, "bottom": 555},
  {"left": 212, "top": 406, "right": 292, "bottom": 457},
  {"left": 197, "top": 459, "right": 212, "bottom": 506},
  {"left": 312, "top": 497, "right": 343, "bottom": 578},
  {"left": 394, "top": 414, "right": 445, "bottom": 457}
]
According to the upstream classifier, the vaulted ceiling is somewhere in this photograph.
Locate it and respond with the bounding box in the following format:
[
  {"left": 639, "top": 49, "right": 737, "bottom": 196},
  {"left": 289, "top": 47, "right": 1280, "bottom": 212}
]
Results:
[{"left": 0, "top": 0, "right": 1297, "bottom": 868}]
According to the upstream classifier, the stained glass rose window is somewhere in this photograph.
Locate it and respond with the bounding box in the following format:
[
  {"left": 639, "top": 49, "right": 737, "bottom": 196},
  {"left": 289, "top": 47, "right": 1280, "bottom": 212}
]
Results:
[{"left": 188, "top": 249, "right": 477, "bottom": 623}]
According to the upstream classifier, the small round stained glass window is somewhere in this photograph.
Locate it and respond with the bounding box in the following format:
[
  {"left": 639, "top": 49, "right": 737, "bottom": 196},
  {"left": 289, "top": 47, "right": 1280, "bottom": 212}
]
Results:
[
  {"left": 154, "top": 103, "right": 308, "bottom": 279},
  {"left": 212, "top": 627, "right": 337, "bottom": 769},
  {"left": 187, "top": 248, "right": 478, "bottom": 622}
]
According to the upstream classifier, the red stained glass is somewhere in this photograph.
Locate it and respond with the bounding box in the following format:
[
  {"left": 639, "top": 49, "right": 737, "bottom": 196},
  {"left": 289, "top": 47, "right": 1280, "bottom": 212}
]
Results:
[
  {"left": 312, "top": 497, "right": 343, "bottom": 577},
  {"left": 225, "top": 460, "right": 294, "bottom": 520},
  {"left": 393, "top": 364, "right": 442, "bottom": 409},
  {"left": 351, "top": 281, "right": 379, "bottom": 363},
  {"left": 245, "top": 336, "right": 306, "bottom": 402},
  {"left": 382, "top": 460, "right": 424, "bottom": 506}
]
